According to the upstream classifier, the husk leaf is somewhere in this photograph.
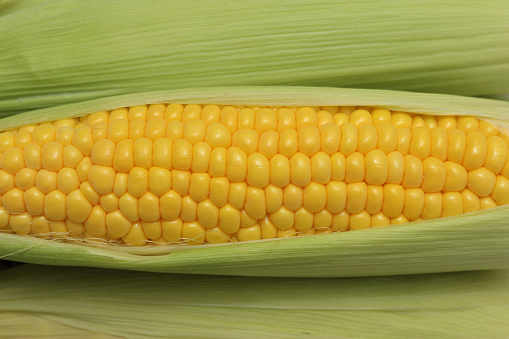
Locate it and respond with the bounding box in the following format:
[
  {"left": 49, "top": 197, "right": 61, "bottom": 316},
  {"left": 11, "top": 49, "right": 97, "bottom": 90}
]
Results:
[
  {"left": 0, "top": 87, "right": 508, "bottom": 277},
  {"left": 1, "top": 0, "right": 509, "bottom": 116},
  {"left": 0, "top": 265, "right": 508, "bottom": 338}
]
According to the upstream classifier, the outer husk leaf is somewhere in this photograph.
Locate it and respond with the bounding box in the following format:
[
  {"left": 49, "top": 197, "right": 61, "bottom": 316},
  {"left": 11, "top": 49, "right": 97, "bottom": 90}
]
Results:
[
  {"left": 1, "top": 87, "right": 509, "bottom": 277},
  {"left": 1, "top": 0, "right": 509, "bottom": 116},
  {"left": 0, "top": 265, "right": 508, "bottom": 338}
]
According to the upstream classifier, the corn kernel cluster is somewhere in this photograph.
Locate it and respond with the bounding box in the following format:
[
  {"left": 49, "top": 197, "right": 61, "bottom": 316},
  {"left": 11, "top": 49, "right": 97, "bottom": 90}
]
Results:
[{"left": 1, "top": 103, "right": 508, "bottom": 246}]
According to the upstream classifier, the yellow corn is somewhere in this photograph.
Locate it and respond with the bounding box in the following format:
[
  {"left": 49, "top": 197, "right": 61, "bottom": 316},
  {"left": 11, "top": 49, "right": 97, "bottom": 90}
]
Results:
[{"left": 1, "top": 102, "right": 509, "bottom": 247}]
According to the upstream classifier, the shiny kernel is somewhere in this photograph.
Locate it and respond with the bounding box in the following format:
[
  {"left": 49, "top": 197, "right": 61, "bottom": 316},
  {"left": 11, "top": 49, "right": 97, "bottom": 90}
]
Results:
[
  {"left": 331, "top": 153, "right": 346, "bottom": 181},
  {"left": 345, "top": 152, "right": 365, "bottom": 183},
  {"left": 128, "top": 105, "right": 148, "bottom": 121},
  {"left": 63, "top": 145, "right": 84, "bottom": 168},
  {"left": 0, "top": 132, "right": 14, "bottom": 150},
  {"left": 321, "top": 106, "right": 340, "bottom": 114},
  {"left": 371, "top": 108, "right": 391, "bottom": 126},
  {"left": 409, "top": 126, "right": 431, "bottom": 160},
  {"left": 313, "top": 209, "right": 332, "bottom": 230},
  {"left": 402, "top": 154, "right": 423, "bottom": 188},
  {"left": 391, "top": 214, "right": 409, "bottom": 225},
  {"left": 357, "top": 124, "right": 378, "bottom": 155},
  {"left": 336, "top": 112, "right": 351, "bottom": 124},
  {"left": 480, "top": 120, "right": 498, "bottom": 137},
  {"left": 220, "top": 106, "right": 238, "bottom": 134},
  {"left": 44, "top": 190, "right": 67, "bottom": 220},
  {"left": 218, "top": 203, "right": 241, "bottom": 234},
  {"left": 392, "top": 111, "right": 413, "bottom": 129},
  {"left": 31, "top": 216, "right": 50, "bottom": 236},
  {"left": 396, "top": 128, "right": 411, "bottom": 155},
  {"left": 258, "top": 131, "right": 279, "bottom": 159},
  {"left": 442, "top": 192, "right": 464, "bottom": 218},
  {"left": 270, "top": 154, "right": 290, "bottom": 187},
  {"left": 133, "top": 137, "right": 153, "bottom": 169},
  {"left": 189, "top": 173, "right": 210, "bottom": 202},
  {"left": 122, "top": 222, "right": 148, "bottom": 246},
  {"left": 172, "top": 139, "right": 193, "bottom": 170},
  {"left": 183, "top": 119, "right": 207, "bottom": 145},
  {"left": 365, "top": 185, "right": 383, "bottom": 214},
  {"left": 349, "top": 211, "right": 371, "bottom": 230},
  {"left": 107, "top": 119, "right": 129, "bottom": 144},
  {"left": 0, "top": 147, "right": 24, "bottom": 174},
  {"left": 467, "top": 167, "right": 496, "bottom": 197},
  {"left": 247, "top": 153, "right": 270, "bottom": 188},
  {"left": 290, "top": 152, "right": 311, "bottom": 187},
  {"left": 205, "top": 122, "right": 231, "bottom": 149},
  {"left": 296, "top": 107, "right": 318, "bottom": 129},
  {"left": 293, "top": 207, "right": 313, "bottom": 232},
  {"left": 106, "top": 209, "right": 132, "bottom": 238},
  {"left": 283, "top": 184, "right": 303, "bottom": 211},
  {"left": 36, "top": 169, "right": 57, "bottom": 194},
  {"left": 196, "top": 199, "right": 219, "bottom": 228},
  {"left": 165, "top": 121, "right": 184, "bottom": 141},
  {"left": 99, "top": 193, "right": 119, "bottom": 213},
  {"left": 41, "top": 142, "right": 64, "bottom": 171},
  {"left": 91, "top": 122, "right": 108, "bottom": 142},
  {"left": 127, "top": 167, "right": 149, "bottom": 198},
  {"left": 298, "top": 125, "right": 320, "bottom": 157},
  {"left": 24, "top": 187, "right": 45, "bottom": 216},
  {"left": 32, "top": 124, "right": 56, "bottom": 146},
  {"left": 88, "top": 165, "right": 115, "bottom": 195},
  {"left": 72, "top": 126, "right": 94, "bottom": 156},
  {"left": 260, "top": 217, "right": 278, "bottom": 239},
  {"left": 209, "top": 147, "right": 227, "bottom": 177},
  {"left": 148, "top": 167, "right": 171, "bottom": 197},
  {"left": 160, "top": 190, "right": 183, "bottom": 221},
  {"left": 15, "top": 130, "right": 32, "bottom": 148},
  {"left": 403, "top": 188, "right": 425, "bottom": 220},
  {"left": 153, "top": 137, "right": 172, "bottom": 169},
  {"left": 9, "top": 213, "right": 32, "bottom": 235},
  {"left": 129, "top": 119, "right": 146, "bottom": 141},
  {"left": 461, "top": 188, "right": 481, "bottom": 213},
  {"left": 57, "top": 168, "right": 80, "bottom": 194},
  {"left": 180, "top": 195, "right": 197, "bottom": 222},
  {"left": 447, "top": 129, "right": 467, "bottom": 163},
  {"left": 340, "top": 122, "right": 358, "bottom": 156},
  {"left": 164, "top": 103, "right": 184, "bottom": 122},
  {"left": 66, "top": 219, "right": 85, "bottom": 236},
  {"left": 15, "top": 168, "right": 37, "bottom": 190},
  {"left": 386, "top": 151, "right": 405, "bottom": 184},
  {"left": 227, "top": 147, "right": 248, "bottom": 182},
  {"left": 346, "top": 182, "right": 367, "bottom": 214},
  {"left": 491, "top": 175, "right": 509, "bottom": 205},
  {"left": 237, "top": 108, "right": 255, "bottom": 130},
  {"left": 245, "top": 186, "right": 266, "bottom": 220},
  {"left": 430, "top": 127, "right": 448, "bottom": 161},
  {"left": 171, "top": 170, "right": 191, "bottom": 196},
  {"left": 232, "top": 129, "right": 259, "bottom": 155},
  {"left": 422, "top": 115, "right": 438, "bottom": 130},
  {"left": 119, "top": 193, "right": 139, "bottom": 222},
  {"left": 317, "top": 110, "right": 334, "bottom": 127},
  {"left": 319, "top": 123, "right": 340, "bottom": 155},
  {"left": 276, "top": 108, "right": 296, "bottom": 132},
  {"left": 349, "top": 109, "right": 372, "bottom": 127},
  {"left": 331, "top": 210, "right": 349, "bottom": 231},
  {"left": 139, "top": 192, "right": 160, "bottom": 222},
  {"left": 457, "top": 116, "right": 479, "bottom": 133},
  {"left": 382, "top": 184, "right": 405, "bottom": 218},
  {"left": 190, "top": 142, "right": 211, "bottom": 173},
  {"left": 325, "top": 181, "right": 346, "bottom": 214},
  {"left": 264, "top": 184, "right": 283, "bottom": 214},
  {"left": 0, "top": 170, "right": 14, "bottom": 194},
  {"left": 485, "top": 136, "right": 508, "bottom": 174},
  {"left": 3, "top": 187, "right": 25, "bottom": 213},
  {"left": 66, "top": 189, "right": 92, "bottom": 223},
  {"left": 162, "top": 218, "right": 183, "bottom": 243},
  {"left": 145, "top": 118, "right": 167, "bottom": 141},
  {"left": 363, "top": 149, "right": 388, "bottom": 185},
  {"left": 255, "top": 108, "right": 277, "bottom": 134},
  {"left": 411, "top": 116, "right": 426, "bottom": 129},
  {"left": 310, "top": 152, "right": 331, "bottom": 184},
  {"left": 371, "top": 212, "right": 390, "bottom": 227},
  {"left": 112, "top": 139, "right": 134, "bottom": 173},
  {"left": 209, "top": 177, "right": 229, "bottom": 207},
  {"left": 421, "top": 157, "right": 446, "bottom": 193},
  {"left": 269, "top": 206, "right": 294, "bottom": 230},
  {"left": 463, "top": 131, "right": 487, "bottom": 171},
  {"left": 200, "top": 105, "right": 221, "bottom": 125},
  {"left": 376, "top": 122, "right": 398, "bottom": 154},
  {"left": 480, "top": 197, "right": 498, "bottom": 210},
  {"left": 421, "top": 193, "right": 442, "bottom": 220},
  {"left": 80, "top": 181, "right": 100, "bottom": 206},
  {"left": 91, "top": 139, "right": 115, "bottom": 167},
  {"left": 279, "top": 129, "right": 298, "bottom": 158},
  {"left": 55, "top": 126, "right": 75, "bottom": 146},
  {"left": 182, "top": 104, "right": 202, "bottom": 122},
  {"left": 443, "top": 161, "right": 467, "bottom": 192},
  {"left": 236, "top": 223, "right": 262, "bottom": 242},
  {"left": 303, "top": 182, "right": 326, "bottom": 213},
  {"left": 113, "top": 173, "right": 128, "bottom": 197}
]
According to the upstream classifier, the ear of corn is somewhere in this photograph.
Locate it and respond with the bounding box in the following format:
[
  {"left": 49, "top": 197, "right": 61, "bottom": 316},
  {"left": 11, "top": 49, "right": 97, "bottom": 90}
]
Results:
[
  {"left": 1, "top": 0, "right": 509, "bottom": 116},
  {"left": 0, "top": 86, "right": 508, "bottom": 277},
  {"left": 0, "top": 264, "right": 508, "bottom": 338}
]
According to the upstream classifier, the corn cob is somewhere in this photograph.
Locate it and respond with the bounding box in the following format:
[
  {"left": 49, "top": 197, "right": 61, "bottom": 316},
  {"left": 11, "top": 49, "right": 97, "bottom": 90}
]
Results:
[{"left": 0, "top": 87, "right": 508, "bottom": 277}]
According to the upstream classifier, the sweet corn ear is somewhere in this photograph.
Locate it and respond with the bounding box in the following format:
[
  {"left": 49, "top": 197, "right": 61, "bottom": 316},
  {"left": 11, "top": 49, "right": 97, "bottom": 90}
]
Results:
[{"left": 0, "top": 87, "right": 508, "bottom": 277}]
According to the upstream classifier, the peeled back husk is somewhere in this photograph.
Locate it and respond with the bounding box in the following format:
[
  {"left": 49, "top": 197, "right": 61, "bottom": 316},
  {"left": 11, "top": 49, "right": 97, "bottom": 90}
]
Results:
[
  {"left": 0, "top": 86, "right": 508, "bottom": 277},
  {"left": 1, "top": 0, "right": 509, "bottom": 116},
  {"left": 0, "top": 264, "right": 508, "bottom": 338}
]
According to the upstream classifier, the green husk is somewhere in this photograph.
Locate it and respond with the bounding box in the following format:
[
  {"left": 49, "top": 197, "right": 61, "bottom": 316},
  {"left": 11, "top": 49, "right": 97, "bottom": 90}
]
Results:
[
  {"left": 1, "top": 0, "right": 509, "bottom": 117},
  {"left": 0, "top": 265, "right": 508, "bottom": 338},
  {"left": 0, "top": 86, "right": 508, "bottom": 277}
]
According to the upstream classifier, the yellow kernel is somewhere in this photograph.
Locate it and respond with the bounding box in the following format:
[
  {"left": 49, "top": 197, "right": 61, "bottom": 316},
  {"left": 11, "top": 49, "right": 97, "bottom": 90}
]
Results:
[
  {"left": 218, "top": 203, "right": 241, "bottom": 234},
  {"left": 345, "top": 152, "right": 365, "bottom": 183},
  {"left": 0, "top": 170, "right": 14, "bottom": 194},
  {"left": 443, "top": 161, "right": 467, "bottom": 192},
  {"left": 244, "top": 186, "right": 266, "bottom": 220},
  {"left": 119, "top": 193, "right": 139, "bottom": 222},
  {"left": 396, "top": 128, "right": 411, "bottom": 155},
  {"left": 133, "top": 137, "right": 153, "bottom": 169},
  {"left": 403, "top": 188, "right": 425, "bottom": 220},
  {"left": 107, "top": 119, "right": 129, "bottom": 143},
  {"left": 293, "top": 207, "right": 313, "bottom": 232},
  {"left": 260, "top": 217, "right": 278, "bottom": 239},
  {"left": 172, "top": 139, "right": 193, "bottom": 170},
  {"left": 236, "top": 223, "right": 262, "bottom": 242},
  {"left": 128, "top": 105, "right": 148, "bottom": 121},
  {"left": 113, "top": 173, "right": 128, "bottom": 197},
  {"left": 24, "top": 187, "right": 45, "bottom": 216},
  {"left": 422, "top": 157, "right": 446, "bottom": 193},
  {"left": 15, "top": 130, "right": 32, "bottom": 148},
  {"left": 492, "top": 175, "right": 509, "bottom": 205},
  {"left": 364, "top": 149, "right": 388, "bottom": 185},
  {"left": 269, "top": 206, "right": 294, "bottom": 230},
  {"left": 386, "top": 151, "right": 405, "bottom": 184},
  {"left": 2, "top": 187, "right": 26, "bottom": 213},
  {"left": 467, "top": 167, "right": 496, "bottom": 197},
  {"left": 401, "top": 154, "right": 423, "bottom": 189},
  {"left": 66, "top": 189, "right": 92, "bottom": 223},
  {"left": 247, "top": 153, "right": 270, "bottom": 188},
  {"left": 147, "top": 167, "right": 171, "bottom": 197},
  {"left": 32, "top": 215, "right": 50, "bottom": 236},
  {"left": 331, "top": 153, "right": 346, "bottom": 181},
  {"left": 332, "top": 210, "right": 349, "bottom": 231},
  {"left": 371, "top": 108, "right": 391, "bottom": 126},
  {"left": 41, "top": 142, "right": 64, "bottom": 171},
  {"left": 171, "top": 170, "right": 191, "bottom": 196},
  {"left": 463, "top": 131, "right": 487, "bottom": 171},
  {"left": 298, "top": 125, "right": 320, "bottom": 157},
  {"left": 276, "top": 108, "right": 296, "bottom": 132},
  {"left": 255, "top": 108, "right": 277, "bottom": 134},
  {"left": 165, "top": 121, "right": 184, "bottom": 141},
  {"left": 346, "top": 182, "right": 367, "bottom": 214},
  {"left": 9, "top": 213, "right": 32, "bottom": 235},
  {"left": 209, "top": 177, "right": 229, "bottom": 207},
  {"left": 371, "top": 212, "right": 390, "bottom": 228},
  {"left": 264, "top": 184, "right": 283, "bottom": 213},
  {"left": 220, "top": 106, "right": 238, "bottom": 134},
  {"left": 365, "top": 185, "right": 383, "bottom": 214},
  {"left": 314, "top": 209, "right": 333, "bottom": 230},
  {"left": 227, "top": 147, "right": 247, "bottom": 182},
  {"left": 485, "top": 136, "right": 508, "bottom": 174},
  {"left": 1, "top": 147, "right": 24, "bottom": 174},
  {"left": 441, "top": 191, "right": 464, "bottom": 218},
  {"left": 349, "top": 211, "right": 371, "bottom": 231},
  {"left": 461, "top": 188, "right": 480, "bottom": 213},
  {"left": 391, "top": 214, "right": 409, "bottom": 225},
  {"left": 36, "top": 169, "right": 57, "bottom": 194},
  {"left": 106, "top": 209, "right": 132, "bottom": 238},
  {"left": 296, "top": 107, "right": 318, "bottom": 129},
  {"left": 145, "top": 118, "right": 167, "bottom": 141},
  {"left": 139, "top": 192, "right": 160, "bottom": 222},
  {"left": 189, "top": 172, "right": 210, "bottom": 202},
  {"left": 205, "top": 122, "right": 232, "bottom": 149},
  {"left": 92, "top": 122, "right": 108, "bottom": 142},
  {"left": 409, "top": 126, "right": 431, "bottom": 160},
  {"left": 72, "top": 126, "right": 94, "bottom": 156},
  {"left": 480, "top": 197, "right": 498, "bottom": 210},
  {"left": 283, "top": 184, "right": 302, "bottom": 211},
  {"left": 319, "top": 123, "right": 340, "bottom": 155},
  {"left": 302, "top": 182, "right": 326, "bottom": 213},
  {"left": 457, "top": 116, "right": 479, "bottom": 134},
  {"left": 164, "top": 103, "right": 184, "bottom": 122},
  {"left": 480, "top": 120, "right": 499, "bottom": 138},
  {"left": 201, "top": 105, "right": 221, "bottom": 125},
  {"left": 290, "top": 152, "right": 311, "bottom": 187},
  {"left": 422, "top": 115, "right": 438, "bottom": 130},
  {"left": 325, "top": 181, "right": 346, "bottom": 214},
  {"left": 44, "top": 190, "right": 67, "bottom": 221},
  {"left": 32, "top": 124, "right": 56, "bottom": 146},
  {"left": 232, "top": 129, "right": 259, "bottom": 155},
  {"left": 208, "top": 147, "right": 227, "bottom": 177},
  {"left": 339, "top": 122, "right": 358, "bottom": 156},
  {"left": 0, "top": 132, "right": 14, "bottom": 151},
  {"left": 258, "top": 131, "right": 279, "bottom": 159},
  {"left": 430, "top": 127, "right": 448, "bottom": 161},
  {"left": 238, "top": 108, "right": 255, "bottom": 130},
  {"left": 183, "top": 119, "right": 207, "bottom": 145},
  {"left": 162, "top": 218, "right": 183, "bottom": 243},
  {"left": 91, "top": 139, "right": 115, "bottom": 167},
  {"left": 152, "top": 137, "right": 172, "bottom": 169},
  {"left": 129, "top": 119, "right": 146, "bottom": 141},
  {"left": 279, "top": 129, "right": 298, "bottom": 158},
  {"left": 180, "top": 195, "right": 197, "bottom": 222},
  {"left": 447, "top": 129, "right": 467, "bottom": 163},
  {"left": 197, "top": 199, "right": 219, "bottom": 228},
  {"left": 63, "top": 144, "right": 84, "bottom": 168},
  {"left": 392, "top": 111, "right": 413, "bottom": 129},
  {"left": 310, "top": 152, "right": 331, "bottom": 184},
  {"left": 357, "top": 124, "right": 378, "bottom": 155},
  {"left": 421, "top": 193, "right": 443, "bottom": 220},
  {"left": 15, "top": 168, "right": 37, "bottom": 190},
  {"left": 57, "top": 168, "right": 80, "bottom": 194},
  {"left": 122, "top": 222, "right": 148, "bottom": 246},
  {"left": 350, "top": 109, "right": 372, "bottom": 127},
  {"left": 80, "top": 181, "right": 100, "bottom": 205},
  {"left": 127, "top": 167, "right": 149, "bottom": 198},
  {"left": 376, "top": 123, "right": 397, "bottom": 154},
  {"left": 99, "top": 193, "right": 119, "bottom": 213},
  {"left": 317, "top": 110, "right": 334, "bottom": 127},
  {"left": 382, "top": 184, "right": 405, "bottom": 218},
  {"left": 160, "top": 190, "right": 183, "bottom": 221},
  {"left": 88, "top": 165, "right": 115, "bottom": 195}
]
